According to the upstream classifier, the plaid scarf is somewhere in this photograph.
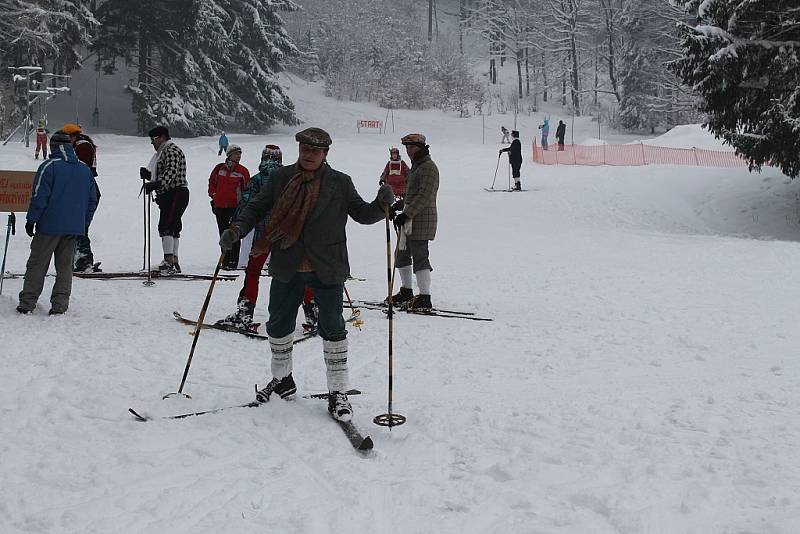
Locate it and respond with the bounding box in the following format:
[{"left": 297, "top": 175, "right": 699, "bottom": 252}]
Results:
[{"left": 250, "top": 167, "right": 322, "bottom": 257}]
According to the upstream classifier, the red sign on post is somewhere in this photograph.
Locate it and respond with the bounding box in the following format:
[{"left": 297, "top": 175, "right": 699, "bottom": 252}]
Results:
[{"left": 0, "top": 170, "right": 35, "bottom": 212}]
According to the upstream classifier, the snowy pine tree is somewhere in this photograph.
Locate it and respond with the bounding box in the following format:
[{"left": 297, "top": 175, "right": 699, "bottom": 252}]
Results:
[
  {"left": 672, "top": 0, "right": 800, "bottom": 178},
  {"left": 94, "top": 0, "right": 297, "bottom": 136},
  {"left": 0, "top": 0, "right": 95, "bottom": 71},
  {"left": 195, "top": 0, "right": 298, "bottom": 131}
]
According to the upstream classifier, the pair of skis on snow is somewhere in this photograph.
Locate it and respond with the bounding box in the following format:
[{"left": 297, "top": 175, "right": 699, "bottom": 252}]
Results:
[
  {"left": 129, "top": 389, "right": 373, "bottom": 451},
  {"left": 350, "top": 300, "right": 493, "bottom": 322},
  {"left": 4, "top": 270, "right": 238, "bottom": 282},
  {"left": 161, "top": 312, "right": 373, "bottom": 451},
  {"left": 77, "top": 270, "right": 239, "bottom": 281},
  {"left": 172, "top": 311, "right": 358, "bottom": 342},
  {"left": 484, "top": 187, "right": 530, "bottom": 192}
]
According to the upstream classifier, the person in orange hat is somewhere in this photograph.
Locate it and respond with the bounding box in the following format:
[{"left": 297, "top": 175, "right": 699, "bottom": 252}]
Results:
[{"left": 62, "top": 123, "right": 102, "bottom": 272}]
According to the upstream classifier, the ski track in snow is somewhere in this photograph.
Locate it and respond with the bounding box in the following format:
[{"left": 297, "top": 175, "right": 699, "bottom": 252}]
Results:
[{"left": 1, "top": 81, "right": 799, "bottom": 533}]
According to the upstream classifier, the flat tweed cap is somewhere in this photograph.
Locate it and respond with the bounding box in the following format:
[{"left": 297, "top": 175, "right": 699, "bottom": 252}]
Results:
[
  {"left": 295, "top": 127, "right": 332, "bottom": 148},
  {"left": 401, "top": 133, "right": 427, "bottom": 146}
]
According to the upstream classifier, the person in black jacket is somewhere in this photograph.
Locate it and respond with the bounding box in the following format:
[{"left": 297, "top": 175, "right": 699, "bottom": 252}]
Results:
[
  {"left": 499, "top": 130, "right": 523, "bottom": 190},
  {"left": 556, "top": 120, "right": 566, "bottom": 151}
]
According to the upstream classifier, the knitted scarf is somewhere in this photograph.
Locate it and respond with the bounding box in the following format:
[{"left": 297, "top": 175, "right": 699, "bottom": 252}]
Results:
[{"left": 250, "top": 167, "right": 321, "bottom": 257}]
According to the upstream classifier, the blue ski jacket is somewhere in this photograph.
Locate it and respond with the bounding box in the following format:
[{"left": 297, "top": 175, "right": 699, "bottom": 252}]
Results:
[{"left": 27, "top": 143, "right": 98, "bottom": 235}]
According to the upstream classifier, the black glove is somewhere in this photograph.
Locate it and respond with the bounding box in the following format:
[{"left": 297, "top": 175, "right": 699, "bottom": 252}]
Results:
[
  {"left": 219, "top": 228, "right": 240, "bottom": 252},
  {"left": 25, "top": 221, "right": 35, "bottom": 237},
  {"left": 394, "top": 212, "right": 409, "bottom": 230},
  {"left": 392, "top": 200, "right": 404, "bottom": 212},
  {"left": 139, "top": 167, "right": 151, "bottom": 181},
  {"left": 144, "top": 181, "right": 159, "bottom": 194},
  {"left": 376, "top": 183, "right": 395, "bottom": 206},
  {"left": 210, "top": 200, "right": 216, "bottom": 213}
]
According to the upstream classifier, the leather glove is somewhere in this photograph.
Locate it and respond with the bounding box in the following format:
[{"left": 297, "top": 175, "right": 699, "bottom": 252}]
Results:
[
  {"left": 144, "top": 181, "right": 158, "bottom": 194},
  {"left": 210, "top": 200, "right": 216, "bottom": 213},
  {"left": 25, "top": 221, "right": 35, "bottom": 237},
  {"left": 376, "top": 184, "right": 395, "bottom": 206},
  {"left": 393, "top": 212, "right": 409, "bottom": 230},
  {"left": 392, "top": 200, "right": 404, "bottom": 212},
  {"left": 139, "top": 167, "right": 151, "bottom": 180},
  {"left": 219, "top": 227, "right": 240, "bottom": 252}
]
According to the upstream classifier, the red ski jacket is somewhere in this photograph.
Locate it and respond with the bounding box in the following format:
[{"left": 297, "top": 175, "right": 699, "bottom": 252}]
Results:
[
  {"left": 208, "top": 162, "right": 251, "bottom": 209},
  {"left": 380, "top": 159, "right": 408, "bottom": 197}
]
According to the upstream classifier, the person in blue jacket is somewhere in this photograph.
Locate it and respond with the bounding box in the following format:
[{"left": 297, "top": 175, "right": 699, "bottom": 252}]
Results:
[
  {"left": 17, "top": 130, "right": 98, "bottom": 315},
  {"left": 218, "top": 132, "right": 229, "bottom": 156},
  {"left": 538, "top": 117, "right": 550, "bottom": 150}
]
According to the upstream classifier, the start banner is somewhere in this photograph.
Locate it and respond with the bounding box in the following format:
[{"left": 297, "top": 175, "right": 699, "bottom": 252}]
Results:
[
  {"left": 0, "top": 170, "right": 35, "bottom": 212},
  {"left": 357, "top": 119, "right": 383, "bottom": 133}
]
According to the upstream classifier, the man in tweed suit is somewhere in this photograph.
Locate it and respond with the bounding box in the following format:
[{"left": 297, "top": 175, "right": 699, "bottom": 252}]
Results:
[
  {"left": 391, "top": 133, "right": 439, "bottom": 311},
  {"left": 219, "top": 127, "right": 395, "bottom": 421}
]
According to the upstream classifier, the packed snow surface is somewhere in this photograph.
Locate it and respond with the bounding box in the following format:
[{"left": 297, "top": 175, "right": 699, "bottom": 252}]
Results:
[{"left": 1, "top": 80, "right": 799, "bottom": 533}]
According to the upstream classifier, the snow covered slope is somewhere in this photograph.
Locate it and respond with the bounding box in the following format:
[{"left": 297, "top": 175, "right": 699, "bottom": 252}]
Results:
[{"left": 1, "top": 79, "right": 799, "bottom": 533}]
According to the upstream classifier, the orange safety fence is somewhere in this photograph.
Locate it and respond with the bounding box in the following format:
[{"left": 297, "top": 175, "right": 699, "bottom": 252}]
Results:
[{"left": 531, "top": 142, "right": 748, "bottom": 168}]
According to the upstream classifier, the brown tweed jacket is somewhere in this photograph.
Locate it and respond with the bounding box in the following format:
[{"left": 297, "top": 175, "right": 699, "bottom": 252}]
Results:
[{"left": 402, "top": 151, "right": 439, "bottom": 240}]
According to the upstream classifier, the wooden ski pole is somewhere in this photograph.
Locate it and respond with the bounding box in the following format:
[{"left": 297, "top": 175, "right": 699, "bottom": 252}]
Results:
[
  {"left": 374, "top": 207, "right": 406, "bottom": 428},
  {"left": 163, "top": 253, "right": 225, "bottom": 399}
]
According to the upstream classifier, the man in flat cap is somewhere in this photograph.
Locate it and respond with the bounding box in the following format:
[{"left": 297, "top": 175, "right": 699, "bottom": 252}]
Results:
[
  {"left": 390, "top": 133, "right": 439, "bottom": 311},
  {"left": 219, "top": 127, "right": 395, "bottom": 422},
  {"left": 140, "top": 126, "right": 189, "bottom": 275}
]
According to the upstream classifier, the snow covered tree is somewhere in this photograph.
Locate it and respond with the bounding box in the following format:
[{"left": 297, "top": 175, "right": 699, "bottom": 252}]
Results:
[
  {"left": 466, "top": 0, "right": 541, "bottom": 101},
  {"left": 94, "top": 0, "right": 297, "bottom": 136},
  {"left": 289, "top": 0, "right": 483, "bottom": 113},
  {"left": 672, "top": 0, "right": 800, "bottom": 177},
  {"left": 93, "top": 1, "right": 175, "bottom": 133},
  {"left": 545, "top": 0, "right": 589, "bottom": 115},
  {"left": 0, "top": 0, "right": 96, "bottom": 71},
  {"left": 430, "top": 35, "right": 482, "bottom": 116},
  {"left": 0, "top": 0, "right": 96, "bottom": 129},
  {"left": 616, "top": 0, "right": 694, "bottom": 131}
]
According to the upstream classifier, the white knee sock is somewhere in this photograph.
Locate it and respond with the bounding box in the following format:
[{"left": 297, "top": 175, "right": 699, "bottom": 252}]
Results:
[
  {"left": 171, "top": 237, "right": 179, "bottom": 258},
  {"left": 161, "top": 236, "right": 174, "bottom": 256},
  {"left": 323, "top": 338, "right": 349, "bottom": 392},
  {"left": 269, "top": 333, "right": 294, "bottom": 379},
  {"left": 399, "top": 265, "right": 413, "bottom": 289},
  {"left": 416, "top": 268, "right": 431, "bottom": 295}
]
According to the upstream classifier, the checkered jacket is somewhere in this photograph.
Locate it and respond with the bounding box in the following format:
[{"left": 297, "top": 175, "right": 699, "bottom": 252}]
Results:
[
  {"left": 402, "top": 152, "right": 439, "bottom": 240},
  {"left": 155, "top": 142, "right": 187, "bottom": 193}
]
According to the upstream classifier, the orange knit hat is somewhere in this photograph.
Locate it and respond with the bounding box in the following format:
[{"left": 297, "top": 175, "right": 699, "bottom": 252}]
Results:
[{"left": 62, "top": 123, "right": 82, "bottom": 134}]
